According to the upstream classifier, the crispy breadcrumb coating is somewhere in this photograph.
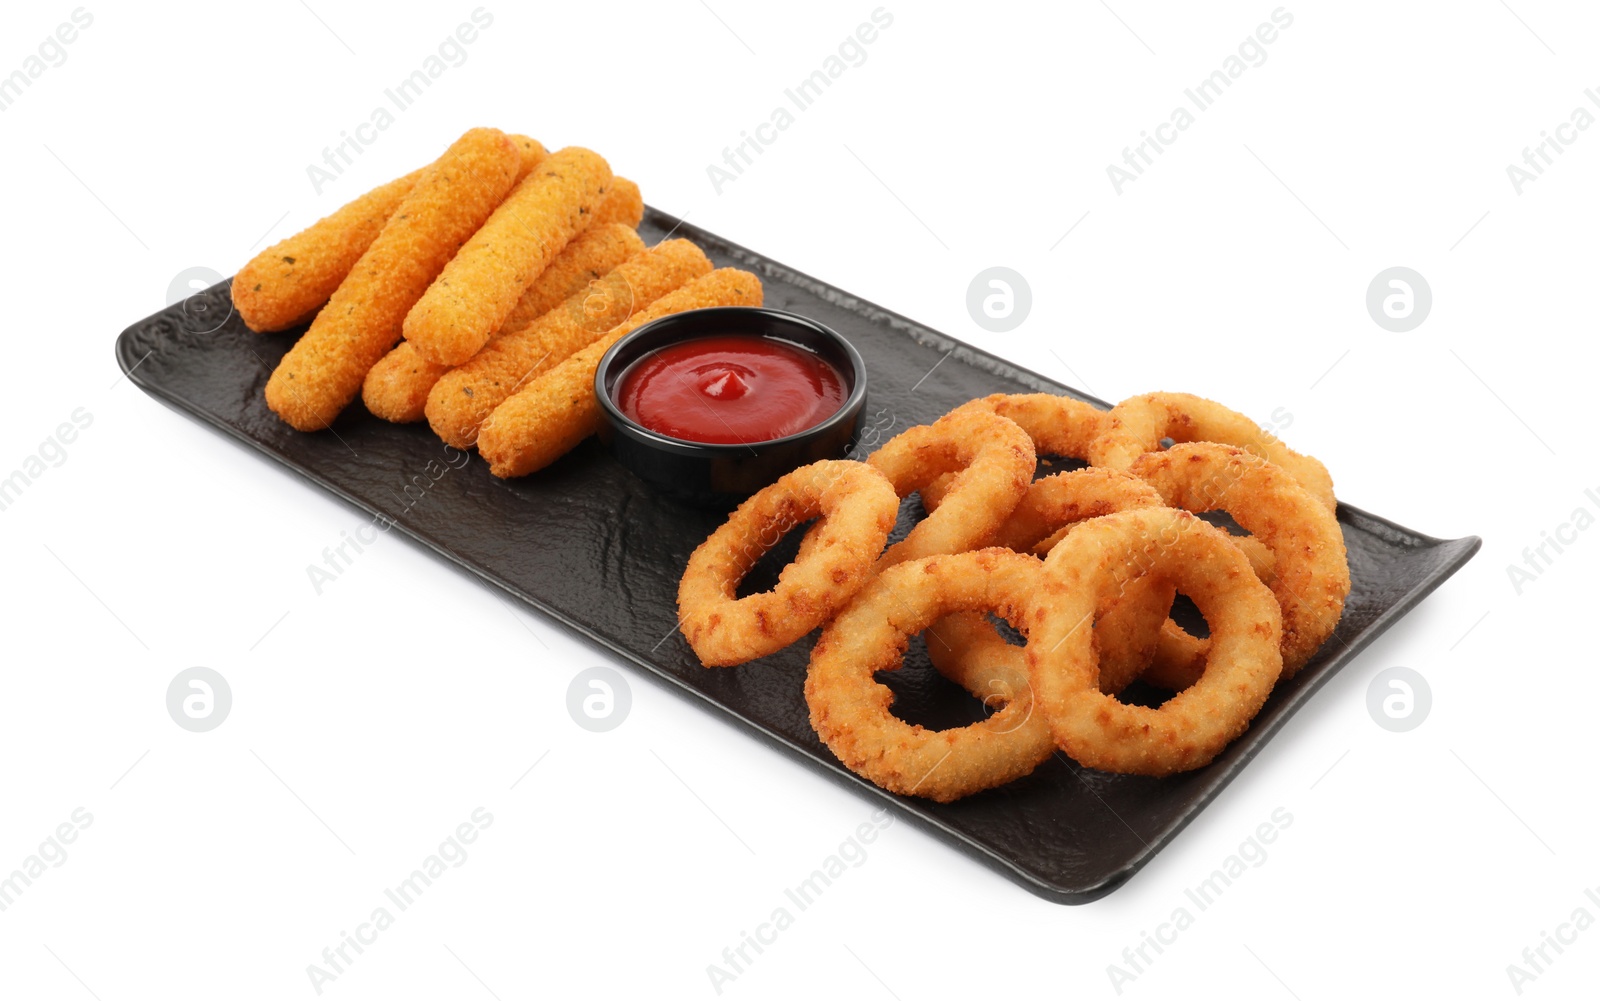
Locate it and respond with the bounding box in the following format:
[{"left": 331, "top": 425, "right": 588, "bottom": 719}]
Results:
[
  {"left": 402, "top": 147, "right": 613, "bottom": 366},
  {"left": 264, "top": 128, "right": 520, "bottom": 431},
  {"left": 362, "top": 222, "right": 645, "bottom": 423}
]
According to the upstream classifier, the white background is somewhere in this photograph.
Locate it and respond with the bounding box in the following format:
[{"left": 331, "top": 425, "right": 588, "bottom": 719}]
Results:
[{"left": 1, "top": 1, "right": 1595, "bottom": 998}]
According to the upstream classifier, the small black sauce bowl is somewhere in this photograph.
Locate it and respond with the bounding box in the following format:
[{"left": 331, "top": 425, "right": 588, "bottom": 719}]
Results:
[{"left": 594, "top": 307, "right": 868, "bottom": 508}]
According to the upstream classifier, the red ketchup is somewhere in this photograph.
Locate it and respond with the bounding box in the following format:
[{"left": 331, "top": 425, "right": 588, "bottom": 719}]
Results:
[{"left": 616, "top": 335, "right": 846, "bottom": 445}]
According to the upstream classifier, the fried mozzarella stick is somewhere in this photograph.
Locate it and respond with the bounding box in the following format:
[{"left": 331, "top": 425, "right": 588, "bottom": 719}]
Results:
[
  {"left": 363, "top": 181, "right": 645, "bottom": 423},
  {"left": 509, "top": 134, "right": 549, "bottom": 179},
  {"left": 265, "top": 128, "right": 521, "bottom": 431},
  {"left": 477, "top": 268, "right": 763, "bottom": 478},
  {"left": 233, "top": 168, "right": 422, "bottom": 332},
  {"left": 425, "top": 238, "right": 713, "bottom": 448},
  {"left": 403, "top": 147, "right": 614, "bottom": 367},
  {"left": 232, "top": 136, "right": 547, "bottom": 334},
  {"left": 361, "top": 222, "right": 646, "bottom": 423},
  {"left": 496, "top": 178, "right": 644, "bottom": 332}
]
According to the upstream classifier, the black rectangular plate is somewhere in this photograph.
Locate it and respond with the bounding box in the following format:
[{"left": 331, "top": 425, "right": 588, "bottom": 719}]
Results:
[{"left": 117, "top": 208, "right": 1479, "bottom": 904}]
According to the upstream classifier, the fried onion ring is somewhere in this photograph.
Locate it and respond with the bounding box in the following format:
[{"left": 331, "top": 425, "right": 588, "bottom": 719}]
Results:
[
  {"left": 1089, "top": 392, "right": 1336, "bottom": 511},
  {"left": 1139, "top": 627, "right": 1211, "bottom": 692},
  {"left": 1032, "top": 525, "right": 1276, "bottom": 580},
  {"left": 1033, "top": 515, "right": 1278, "bottom": 695},
  {"left": 1129, "top": 442, "right": 1350, "bottom": 680},
  {"left": 1030, "top": 507, "right": 1284, "bottom": 775},
  {"left": 806, "top": 549, "right": 1054, "bottom": 801},
  {"left": 678, "top": 460, "right": 898, "bottom": 667},
  {"left": 919, "top": 393, "right": 1106, "bottom": 515},
  {"left": 933, "top": 468, "right": 1169, "bottom": 694},
  {"left": 925, "top": 610, "right": 1023, "bottom": 697},
  {"left": 865, "top": 409, "right": 1033, "bottom": 571},
  {"left": 994, "top": 465, "right": 1162, "bottom": 554},
  {"left": 929, "top": 467, "right": 1252, "bottom": 696}
]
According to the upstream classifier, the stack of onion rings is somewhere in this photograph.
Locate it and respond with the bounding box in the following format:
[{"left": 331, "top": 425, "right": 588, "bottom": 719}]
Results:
[
  {"left": 1029, "top": 507, "right": 1284, "bottom": 775},
  {"left": 1129, "top": 442, "right": 1349, "bottom": 680},
  {"left": 675, "top": 388, "right": 1350, "bottom": 798},
  {"left": 927, "top": 467, "right": 1171, "bottom": 696}
]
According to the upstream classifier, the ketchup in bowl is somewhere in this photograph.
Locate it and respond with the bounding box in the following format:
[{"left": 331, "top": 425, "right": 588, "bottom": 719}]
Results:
[
  {"left": 594, "top": 307, "right": 867, "bottom": 506},
  {"left": 615, "top": 335, "right": 847, "bottom": 445}
]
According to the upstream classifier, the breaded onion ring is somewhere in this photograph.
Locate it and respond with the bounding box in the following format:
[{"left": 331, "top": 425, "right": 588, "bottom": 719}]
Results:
[
  {"left": 919, "top": 396, "right": 1288, "bottom": 695},
  {"left": 1039, "top": 528, "right": 1276, "bottom": 694},
  {"left": 923, "top": 611, "right": 1050, "bottom": 757},
  {"left": 1089, "top": 391, "right": 1336, "bottom": 511},
  {"left": 806, "top": 549, "right": 1054, "bottom": 802},
  {"left": 993, "top": 465, "right": 1160, "bottom": 554},
  {"left": 926, "top": 467, "right": 1176, "bottom": 696},
  {"left": 1031, "top": 524, "right": 1276, "bottom": 580},
  {"left": 1129, "top": 443, "right": 1350, "bottom": 679},
  {"left": 991, "top": 468, "right": 1171, "bottom": 693},
  {"left": 1030, "top": 507, "right": 1284, "bottom": 776},
  {"left": 678, "top": 460, "right": 898, "bottom": 667},
  {"left": 1139, "top": 627, "right": 1211, "bottom": 693},
  {"left": 866, "top": 409, "right": 1033, "bottom": 571},
  {"left": 925, "top": 610, "right": 1023, "bottom": 697},
  {"left": 1030, "top": 502, "right": 1279, "bottom": 695},
  {"left": 918, "top": 398, "right": 1252, "bottom": 696},
  {"left": 919, "top": 392, "right": 1106, "bottom": 514}
]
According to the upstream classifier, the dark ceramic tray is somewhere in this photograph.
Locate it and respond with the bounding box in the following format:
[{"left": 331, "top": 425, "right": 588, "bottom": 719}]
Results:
[{"left": 116, "top": 207, "right": 1480, "bottom": 903}]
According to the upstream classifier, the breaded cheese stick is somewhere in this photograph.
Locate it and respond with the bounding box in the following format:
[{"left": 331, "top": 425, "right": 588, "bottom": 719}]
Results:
[
  {"left": 426, "top": 238, "right": 713, "bottom": 448},
  {"left": 509, "top": 134, "right": 548, "bottom": 179},
  {"left": 265, "top": 128, "right": 520, "bottom": 432},
  {"left": 233, "top": 168, "right": 423, "bottom": 332},
  {"left": 496, "top": 181, "right": 643, "bottom": 332},
  {"left": 597, "top": 176, "right": 643, "bottom": 228},
  {"left": 370, "top": 172, "right": 643, "bottom": 420},
  {"left": 403, "top": 147, "right": 613, "bottom": 367},
  {"left": 361, "top": 223, "right": 645, "bottom": 423},
  {"left": 232, "top": 137, "right": 546, "bottom": 335},
  {"left": 477, "top": 268, "right": 763, "bottom": 478}
]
